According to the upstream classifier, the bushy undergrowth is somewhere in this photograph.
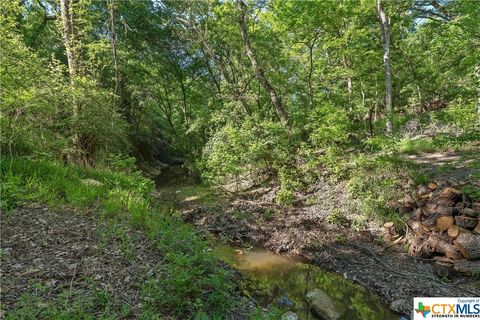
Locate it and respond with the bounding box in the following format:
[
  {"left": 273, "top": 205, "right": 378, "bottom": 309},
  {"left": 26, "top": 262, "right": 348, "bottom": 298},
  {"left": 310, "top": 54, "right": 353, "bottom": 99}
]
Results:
[
  {"left": 0, "top": 157, "right": 237, "bottom": 319},
  {"left": 346, "top": 155, "right": 417, "bottom": 228}
]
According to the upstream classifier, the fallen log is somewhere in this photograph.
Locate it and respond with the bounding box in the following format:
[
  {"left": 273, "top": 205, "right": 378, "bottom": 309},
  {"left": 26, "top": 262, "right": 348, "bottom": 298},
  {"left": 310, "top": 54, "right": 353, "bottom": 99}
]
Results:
[
  {"left": 422, "top": 212, "right": 439, "bottom": 228},
  {"left": 434, "top": 206, "right": 456, "bottom": 216},
  {"left": 435, "top": 197, "right": 456, "bottom": 207},
  {"left": 407, "top": 220, "right": 429, "bottom": 236},
  {"left": 463, "top": 208, "right": 479, "bottom": 218},
  {"left": 408, "top": 237, "right": 433, "bottom": 258},
  {"left": 473, "top": 202, "right": 480, "bottom": 214},
  {"left": 426, "top": 235, "right": 463, "bottom": 260},
  {"left": 454, "top": 232, "right": 480, "bottom": 260},
  {"left": 455, "top": 215, "right": 478, "bottom": 229},
  {"left": 453, "top": 259, "right": 480, "bottom": 276}
]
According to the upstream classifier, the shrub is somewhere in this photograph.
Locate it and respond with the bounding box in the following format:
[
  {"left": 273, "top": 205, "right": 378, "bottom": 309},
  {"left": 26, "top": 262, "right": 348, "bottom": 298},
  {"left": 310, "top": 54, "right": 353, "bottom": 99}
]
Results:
[
  {"left": 201, "top": 117, "right": 294, "bottom": 186},
  {"left": 308, "top": 102, "right": 351, "bottom": 147}
]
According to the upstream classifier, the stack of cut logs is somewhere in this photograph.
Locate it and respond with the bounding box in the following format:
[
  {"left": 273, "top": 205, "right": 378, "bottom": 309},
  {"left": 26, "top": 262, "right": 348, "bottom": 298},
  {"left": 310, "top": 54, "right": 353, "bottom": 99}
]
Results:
[{"left": 388, "top": 181, "right": 480, "bottom": 277}]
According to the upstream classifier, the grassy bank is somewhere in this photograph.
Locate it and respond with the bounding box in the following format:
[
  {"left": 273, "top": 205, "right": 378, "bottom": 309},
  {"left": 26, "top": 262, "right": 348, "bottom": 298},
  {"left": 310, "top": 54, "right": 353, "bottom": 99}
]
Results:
[{"left": 0, "top": 157, "right": 240, "bottom": 319}]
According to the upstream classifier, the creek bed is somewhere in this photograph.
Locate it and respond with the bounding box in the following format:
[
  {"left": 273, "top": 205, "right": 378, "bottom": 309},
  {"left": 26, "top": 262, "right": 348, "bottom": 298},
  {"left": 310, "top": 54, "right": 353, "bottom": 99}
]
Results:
[
  {"left": 214, "top": 244, "right": 399, "bottom": 319},
  {"left": 154, "top": 167, "right": 401, "bottom": 319}
]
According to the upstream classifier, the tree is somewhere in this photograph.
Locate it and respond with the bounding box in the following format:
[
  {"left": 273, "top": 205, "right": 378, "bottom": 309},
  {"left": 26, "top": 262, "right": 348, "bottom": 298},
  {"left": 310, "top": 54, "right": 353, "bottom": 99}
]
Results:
[
  {"left": 237, "top": 0, "right": 289, "bottom": 127},
  {"left": 377, "top": 0, "right": 393, "bottom": 134},
  {"left": 59, "top": 0, "right": 82, "bottom": 79}
]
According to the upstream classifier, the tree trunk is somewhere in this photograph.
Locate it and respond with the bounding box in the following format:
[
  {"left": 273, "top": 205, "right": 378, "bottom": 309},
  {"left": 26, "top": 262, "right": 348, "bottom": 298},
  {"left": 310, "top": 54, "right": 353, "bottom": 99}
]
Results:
[
  {"left": 237, "top": 0, "right": 289, "bottom": 127},
  {"left": 455, "top": 216, "right": 479, "bottom": 230},
  {"left": 383, "top": 221, "right": 397, "bottom": 242},
  {"left": 426, "top": 235, "right": 463, "bottom": 260},
  {"left": 307, "top": 43, "right": 315, "bottom": 109},
  {"left": 60, "top": 0, "right": 91, "bottom": 164},
  {"left": 306, "top": 33, "right": 319, "bottom": 110},
  {"left": 377, "top": 0, "right": 393, "bottom": 134},
  {"left": 342, "top": 55, "right": 353, "bottom": 115},
  {"left": 475, "top": 65, "right": 480, "bottom": 125},
  {"left": 109, "top": 0, "right": 121, "bottom": 103},
  {"left": 59, "top": 0, "right": 81, "bottom": 79}
]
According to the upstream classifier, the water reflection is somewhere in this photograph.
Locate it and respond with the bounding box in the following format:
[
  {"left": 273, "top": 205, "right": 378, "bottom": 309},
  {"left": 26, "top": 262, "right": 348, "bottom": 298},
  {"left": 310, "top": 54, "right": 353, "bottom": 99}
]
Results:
[{"left": 215, "top": 245, "right": 399, "bottom": 320}]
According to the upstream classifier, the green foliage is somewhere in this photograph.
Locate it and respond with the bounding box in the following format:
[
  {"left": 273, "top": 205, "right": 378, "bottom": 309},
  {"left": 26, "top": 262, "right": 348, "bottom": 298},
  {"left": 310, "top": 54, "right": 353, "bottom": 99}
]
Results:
[
  {"left": 142, "top": 220, "right": 236, "bottom": 317},
  {"left": 308, "top": 102, "right": 351, "bottom": 147},
  {"left": 202, "top": 118, "right": 295, "bottom": 186},
  {"left": 276, "top": 168, "right": 301, "bottom": 206},
  {"left": 347, "top": 155, "right": 411, "bottom": 226},
  {"left": 328, "top": 208, "right": 348, "bottom": 227},
  {"left": 462, "top": 183, "right": 480, "bottom": 200},
  {"left": 431, "top": 101, "right": 478, "bottom": 130}
]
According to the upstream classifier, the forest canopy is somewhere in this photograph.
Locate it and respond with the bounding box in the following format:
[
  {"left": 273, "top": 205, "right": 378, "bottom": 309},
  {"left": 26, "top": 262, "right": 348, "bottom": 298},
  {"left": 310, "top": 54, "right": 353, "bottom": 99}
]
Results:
[{"left": 1, "top": 0, "right": 479, "bottom": 184}]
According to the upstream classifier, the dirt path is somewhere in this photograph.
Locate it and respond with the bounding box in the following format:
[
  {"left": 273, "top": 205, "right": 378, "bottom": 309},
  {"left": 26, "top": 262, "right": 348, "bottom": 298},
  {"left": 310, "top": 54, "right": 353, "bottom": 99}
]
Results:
[
  {"left": 403, "top": 150, "right": 479, "bottom": 182},
  {"left": 0, "top": 204, "right": 162, "bottom": 318}
]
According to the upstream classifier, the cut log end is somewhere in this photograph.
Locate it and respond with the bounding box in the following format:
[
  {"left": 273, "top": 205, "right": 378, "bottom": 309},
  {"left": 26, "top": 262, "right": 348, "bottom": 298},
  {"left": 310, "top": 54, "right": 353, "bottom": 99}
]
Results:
[
  {"left": 454, "top": 232, "right": 480, "bottom": 260},
  {"left": 440, "top": 187, "right": 463, "bottom": 202},
  {"left": 383, "top": 221, "right": 397, "bottom": 242},
  {"left": 436, "top": 215, "right": 454, "bottom": 232}
]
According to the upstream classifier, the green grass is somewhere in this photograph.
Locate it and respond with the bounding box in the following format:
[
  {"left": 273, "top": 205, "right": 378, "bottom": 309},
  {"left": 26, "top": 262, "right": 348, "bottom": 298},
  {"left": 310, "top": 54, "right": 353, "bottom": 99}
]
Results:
[
  {"left": 0, "top": 156, "right": 238, "bottom": 319},
  {"left": 4, "top": 281, "right": 130, "bottom": 320}
]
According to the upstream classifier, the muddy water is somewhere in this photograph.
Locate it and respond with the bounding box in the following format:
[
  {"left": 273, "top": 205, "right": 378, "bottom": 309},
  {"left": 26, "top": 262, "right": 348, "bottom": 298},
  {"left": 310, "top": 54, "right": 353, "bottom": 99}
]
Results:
[
  {"left": 215, "top": 244, "right": 399, "bottom": 320},
  {"left": 154, "top": 167, "right": 400, "bottom": 319}
]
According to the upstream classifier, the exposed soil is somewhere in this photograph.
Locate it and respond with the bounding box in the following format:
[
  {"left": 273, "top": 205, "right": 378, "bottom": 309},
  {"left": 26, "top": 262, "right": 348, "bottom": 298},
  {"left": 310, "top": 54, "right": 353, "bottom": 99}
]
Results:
[
  {"left": 167, "top": 151, "right": 480, "bottom": 317},
  {"left": 179, "top": 195, "right": 480, "bottom": 316},
  {"left": 403, "top": 150, "right": 479, "bottom": 182},
  {"left": 0, "top": 204, "right": 162, "bottom": 318}
]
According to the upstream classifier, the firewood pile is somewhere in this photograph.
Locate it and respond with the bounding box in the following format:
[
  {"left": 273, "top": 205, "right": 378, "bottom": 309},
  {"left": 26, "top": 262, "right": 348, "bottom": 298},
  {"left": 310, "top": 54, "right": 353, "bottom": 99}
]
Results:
[{"left": 389, "top": 181, "right": 480, "bottom": 277}]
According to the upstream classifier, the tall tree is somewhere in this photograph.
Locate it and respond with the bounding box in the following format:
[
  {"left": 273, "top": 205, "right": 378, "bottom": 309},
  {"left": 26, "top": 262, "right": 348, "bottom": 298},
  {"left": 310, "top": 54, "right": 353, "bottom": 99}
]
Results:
[
  {"left": 109, "top": 0, "right": 121, "bottom": 104},
  {"left": 237, "top": 0, "right": 289, "bottom": 127},
  {"left": 377, "top": 0, "right": 393, "bottom": 134},
  {"left": 59, "top": 0, "right": 81, "bottom": 79}
]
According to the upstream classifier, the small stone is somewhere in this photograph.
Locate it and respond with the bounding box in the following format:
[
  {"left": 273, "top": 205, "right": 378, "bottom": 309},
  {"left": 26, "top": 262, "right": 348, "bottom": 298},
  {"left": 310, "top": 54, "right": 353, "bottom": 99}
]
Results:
[
  {"left": 280, "top": 311, "right": 299, "bottom": 320},
  {"left": 390, "top": 299, "right": 410, "bottom": 314}
]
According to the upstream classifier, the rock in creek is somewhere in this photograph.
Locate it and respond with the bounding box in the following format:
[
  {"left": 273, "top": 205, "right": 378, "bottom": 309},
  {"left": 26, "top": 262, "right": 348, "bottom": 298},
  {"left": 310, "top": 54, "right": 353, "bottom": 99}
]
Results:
[
  {"left": 306, "top": 288, "right": 344, "bottom": 320},
  {"left": 280, "top": 311, "right": 299, "bottom": 320}
]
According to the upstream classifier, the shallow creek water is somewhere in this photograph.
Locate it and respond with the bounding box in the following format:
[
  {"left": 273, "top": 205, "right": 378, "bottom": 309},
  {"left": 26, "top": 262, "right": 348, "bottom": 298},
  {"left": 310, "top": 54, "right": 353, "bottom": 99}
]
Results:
[
  {"left": 155, "top": 167, "right": 400, "bottom": 319},
  {"left": 214, "top": 244, "right": 399, "bottom": 319}
]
